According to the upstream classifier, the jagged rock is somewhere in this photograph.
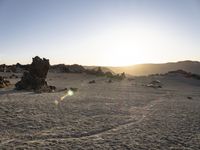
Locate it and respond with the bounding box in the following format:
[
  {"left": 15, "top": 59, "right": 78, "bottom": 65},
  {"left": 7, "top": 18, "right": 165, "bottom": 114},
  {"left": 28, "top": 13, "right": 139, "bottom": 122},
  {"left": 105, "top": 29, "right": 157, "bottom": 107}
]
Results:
[
  {"left": 67, "top": 64, "right": 85, "bottom": 73},
  {"left": 0, "top": 76, "right": 11, "bottom": 88},
  {"left": 15, "top": 63, "right": 30, "bottom": 73},
  {"left": 9, "top": 74, "right": 18, "bottom": 79},
  {"left": 86, "top": 67, "right": 126, "bottom": 81},
  {"left": 29, "top": 56, "right": 49, "bottom": 78},
  {"left": 0, "top": 64, "right": 6, "bottom": 72},
  {"left": 15, "top": 56, "right": 56, "bottom": 92},
  {"left": 49, "top": 64, "right": 85, "bottom": 73},
  {"left": 0, "top": 63, "right": 29, "bottom": 73},
  {"left": 166, "top": 70, "right": 200, "bottom": 80}
]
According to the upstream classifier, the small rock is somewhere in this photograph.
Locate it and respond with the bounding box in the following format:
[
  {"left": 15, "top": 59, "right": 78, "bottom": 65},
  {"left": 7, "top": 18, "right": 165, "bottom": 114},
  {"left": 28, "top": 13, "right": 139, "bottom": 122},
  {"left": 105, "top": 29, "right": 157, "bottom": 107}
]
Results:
[
  {"left": 146, "top": 80, "right": 162, "bottom": 88},
  {"left": 89, "top": 80, "right": 96, "bottom": 84},
  {"left": 108, "top": 79, "right": 112, "bottom": 83}
]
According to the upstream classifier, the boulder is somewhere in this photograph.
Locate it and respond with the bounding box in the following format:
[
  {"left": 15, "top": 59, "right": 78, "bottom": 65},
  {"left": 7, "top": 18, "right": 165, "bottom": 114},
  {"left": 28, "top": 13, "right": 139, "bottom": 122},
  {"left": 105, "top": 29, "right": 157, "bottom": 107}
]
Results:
[{"left": 15, "top": 56, "right": 56, "bottom": 92}]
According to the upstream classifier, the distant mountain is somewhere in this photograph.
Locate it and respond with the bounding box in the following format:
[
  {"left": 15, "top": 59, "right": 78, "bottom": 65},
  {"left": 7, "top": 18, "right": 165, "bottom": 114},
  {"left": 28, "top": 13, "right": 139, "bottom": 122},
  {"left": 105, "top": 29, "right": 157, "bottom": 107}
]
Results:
[
  {"left": 108, "top": 61, "right": 200, "bottom": 76},
  {"left": 1, "top": 60, "right": 200, "bottom": 76}
]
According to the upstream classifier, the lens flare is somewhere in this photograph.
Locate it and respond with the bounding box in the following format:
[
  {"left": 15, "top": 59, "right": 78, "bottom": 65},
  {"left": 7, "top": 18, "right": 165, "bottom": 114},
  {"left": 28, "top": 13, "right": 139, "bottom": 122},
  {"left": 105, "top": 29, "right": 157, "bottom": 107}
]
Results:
[
  {"left": 60, "top": 89, "right": 74, "bottom": 101},
  {"left": 67, "top": 90, "right": 74, "bottom": 96},
  {"left": 55, "top": 89, "right": 75, "bottom": 105},
  {"left": 54, "top": 100, "right": 59, "bottom": 105}
]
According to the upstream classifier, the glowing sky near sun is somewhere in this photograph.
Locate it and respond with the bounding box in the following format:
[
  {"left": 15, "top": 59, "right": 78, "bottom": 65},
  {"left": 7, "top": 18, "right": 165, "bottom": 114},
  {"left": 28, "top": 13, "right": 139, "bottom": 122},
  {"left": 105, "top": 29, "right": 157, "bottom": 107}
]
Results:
[{"left": 0, "top": 0, "right": 200, "bottom": 66}]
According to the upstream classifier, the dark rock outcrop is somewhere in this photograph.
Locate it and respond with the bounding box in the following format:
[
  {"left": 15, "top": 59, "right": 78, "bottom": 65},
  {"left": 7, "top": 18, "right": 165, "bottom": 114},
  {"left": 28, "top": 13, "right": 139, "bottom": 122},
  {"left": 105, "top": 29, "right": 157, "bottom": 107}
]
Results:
[
  {"left": 15, "top": 56, "right": 55, "bottom": 92},
  {"left": 88, "top": 80, "right": 96, "bottom": 84},
  {"left": 9, "top": 74, "right": 18, "bottom": 79},
  {"left": 66, "top": 64, "right": 85, "bottom": 73},
  {"left": 86, "top": 67, "right": 126, "bottom": 80},
  {"left": 49, "top": 64, "right": 85, "bottom": 73},
  {"left": 166, "top": 70, "right": 200, "bottom": 80},
  {"left": 15, "top": 63, "right": 30, "bottom": 73},
  {"left": 0, "top": 76, "right": 11, "bottom": 88},
  {"left": 0, "top": 64, "right": 6, "bottom": 72},
  {"left": 0, "top": 63, "right": 30, "bottom": 73}
]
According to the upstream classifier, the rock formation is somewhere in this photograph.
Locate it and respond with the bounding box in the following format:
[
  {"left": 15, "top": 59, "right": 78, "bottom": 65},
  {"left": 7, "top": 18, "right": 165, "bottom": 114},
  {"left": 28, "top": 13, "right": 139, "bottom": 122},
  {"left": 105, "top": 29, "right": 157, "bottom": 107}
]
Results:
[
  {"left": 15, "top": 56, "right": 55, "bottom": 93},
  {"left": 0, "top": 76, "right": 10, "bottom": 88},
  {"left": 166, "top": 70, "right": 200, "bottom": 80},
  {"left": 49, "top": 64, "right": 85, "bottom": 73},
  {"left": 0, "top": 64, "right": 6, "bottom": 72}
]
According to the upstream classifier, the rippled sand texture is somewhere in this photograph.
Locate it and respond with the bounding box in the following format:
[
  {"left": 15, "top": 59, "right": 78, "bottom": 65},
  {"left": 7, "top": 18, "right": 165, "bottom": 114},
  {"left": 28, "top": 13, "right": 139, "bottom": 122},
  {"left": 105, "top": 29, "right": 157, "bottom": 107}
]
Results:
[{"left": 0, "top": 73, "right": 200, "bottom": 149}]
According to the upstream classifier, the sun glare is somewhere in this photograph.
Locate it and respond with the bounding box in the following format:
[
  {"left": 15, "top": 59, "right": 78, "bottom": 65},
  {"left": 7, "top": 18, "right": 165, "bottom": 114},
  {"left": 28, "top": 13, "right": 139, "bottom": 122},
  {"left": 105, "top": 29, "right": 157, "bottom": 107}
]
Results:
[{"left": 73, "top": 25, "right": 171, "bottom": 66}]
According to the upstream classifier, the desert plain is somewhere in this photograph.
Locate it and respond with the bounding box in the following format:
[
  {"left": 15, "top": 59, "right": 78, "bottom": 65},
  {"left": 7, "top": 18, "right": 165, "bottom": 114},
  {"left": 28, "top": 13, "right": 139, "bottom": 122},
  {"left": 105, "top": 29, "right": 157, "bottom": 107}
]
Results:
[{"left": 0, "top": 72, "right": 200, "bottom": 149}]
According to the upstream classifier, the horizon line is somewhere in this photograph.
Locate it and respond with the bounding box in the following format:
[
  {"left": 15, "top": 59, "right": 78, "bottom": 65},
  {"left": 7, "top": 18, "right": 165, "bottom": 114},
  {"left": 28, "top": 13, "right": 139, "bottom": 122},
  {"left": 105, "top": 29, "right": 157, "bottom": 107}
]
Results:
[{"left": 1, "top": 59, "right": 200, "bottom": 67}]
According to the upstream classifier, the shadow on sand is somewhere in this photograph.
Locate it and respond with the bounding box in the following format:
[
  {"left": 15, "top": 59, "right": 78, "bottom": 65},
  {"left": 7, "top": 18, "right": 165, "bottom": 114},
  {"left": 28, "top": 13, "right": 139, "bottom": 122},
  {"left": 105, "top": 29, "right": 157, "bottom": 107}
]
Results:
[{"left": 0, "top": 88, "right": 34, "bottom": 95}]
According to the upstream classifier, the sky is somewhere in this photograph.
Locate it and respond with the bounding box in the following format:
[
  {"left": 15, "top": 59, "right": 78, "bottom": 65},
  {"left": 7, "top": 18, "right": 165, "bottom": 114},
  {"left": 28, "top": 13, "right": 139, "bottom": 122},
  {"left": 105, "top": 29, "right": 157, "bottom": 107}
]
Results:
[{"left": 0, "top": 0, "right": 200, "bottom": 66}]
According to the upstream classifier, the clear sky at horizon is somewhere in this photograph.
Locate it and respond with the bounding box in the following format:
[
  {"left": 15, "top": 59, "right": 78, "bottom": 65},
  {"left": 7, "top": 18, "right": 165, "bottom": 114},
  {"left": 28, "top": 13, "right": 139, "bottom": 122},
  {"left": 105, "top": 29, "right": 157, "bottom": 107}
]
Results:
[{"left": 0, "top": 0, "right": 200, "bottom": 66}]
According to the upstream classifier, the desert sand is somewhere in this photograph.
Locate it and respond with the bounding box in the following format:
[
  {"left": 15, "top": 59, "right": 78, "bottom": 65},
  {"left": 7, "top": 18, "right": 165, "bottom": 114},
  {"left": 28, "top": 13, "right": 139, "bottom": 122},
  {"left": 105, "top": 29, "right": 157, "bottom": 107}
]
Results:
[{"left": 0, "top": 72, "right": 200, "bottom": 149}]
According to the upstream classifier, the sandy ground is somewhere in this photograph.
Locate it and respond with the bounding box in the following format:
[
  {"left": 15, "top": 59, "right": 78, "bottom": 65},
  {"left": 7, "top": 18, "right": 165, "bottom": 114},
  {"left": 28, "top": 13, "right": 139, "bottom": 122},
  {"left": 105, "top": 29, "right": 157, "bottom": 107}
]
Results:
[{"left": 0, "top": 72, "right": 200, "bottom": 149}]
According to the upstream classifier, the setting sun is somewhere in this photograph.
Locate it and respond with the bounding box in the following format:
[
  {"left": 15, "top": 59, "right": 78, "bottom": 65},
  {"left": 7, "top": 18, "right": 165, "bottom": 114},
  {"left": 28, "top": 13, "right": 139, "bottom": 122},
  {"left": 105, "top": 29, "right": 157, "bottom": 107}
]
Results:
[
  {"left": 1, "top": 1, "right": 199, "bottom": 66},
  {"left": 65, "top": 23, "right": 196, "bottom": 66}
]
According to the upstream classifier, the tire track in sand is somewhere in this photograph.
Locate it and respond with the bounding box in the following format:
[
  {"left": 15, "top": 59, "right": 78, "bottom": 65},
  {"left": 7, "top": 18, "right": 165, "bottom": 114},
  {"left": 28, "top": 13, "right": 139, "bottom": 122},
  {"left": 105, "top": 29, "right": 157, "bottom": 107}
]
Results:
[
  {"left": 26, "top": 98, "right": 163, "bottom": 143},
  {"left": 0, "top": 98, "right": 164, "bottom": 146}
]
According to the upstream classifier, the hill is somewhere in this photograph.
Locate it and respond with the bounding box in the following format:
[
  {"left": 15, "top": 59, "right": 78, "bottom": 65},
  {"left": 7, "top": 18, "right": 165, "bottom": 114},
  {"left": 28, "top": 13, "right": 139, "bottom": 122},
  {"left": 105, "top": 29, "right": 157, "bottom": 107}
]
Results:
[{"left": 109, "top": 61, "right": 200, "bottom": 76}]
